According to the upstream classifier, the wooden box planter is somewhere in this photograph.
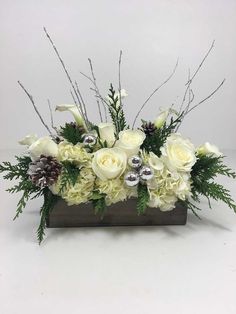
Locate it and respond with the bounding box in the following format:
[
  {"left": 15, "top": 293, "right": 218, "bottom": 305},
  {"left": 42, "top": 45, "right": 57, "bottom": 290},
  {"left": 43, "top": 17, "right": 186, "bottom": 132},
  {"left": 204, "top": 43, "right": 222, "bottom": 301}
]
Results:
[{"left": 46, "top": 198, "right": 187, "bottom": 228}]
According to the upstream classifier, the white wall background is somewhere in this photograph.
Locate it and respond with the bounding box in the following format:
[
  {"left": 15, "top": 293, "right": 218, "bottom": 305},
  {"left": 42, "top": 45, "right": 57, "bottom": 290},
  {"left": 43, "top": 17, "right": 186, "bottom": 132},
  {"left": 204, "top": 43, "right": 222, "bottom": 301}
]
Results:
[{"left": 0, "top": 0, "right": 236, "bottom": 150}]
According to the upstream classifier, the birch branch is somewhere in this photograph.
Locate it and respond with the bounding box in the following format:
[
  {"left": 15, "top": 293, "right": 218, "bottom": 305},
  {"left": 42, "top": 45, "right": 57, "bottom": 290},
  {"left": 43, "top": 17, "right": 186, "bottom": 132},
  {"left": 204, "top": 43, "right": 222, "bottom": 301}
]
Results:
[
  {"left": 43, "top": 27, "right": 89, "bottom": 129},
  {"left": 132, "top": 58, "right": 179, "bottom": 129},
  {"left": 18, "top": 81, "right": 52, "bottom": 135}
]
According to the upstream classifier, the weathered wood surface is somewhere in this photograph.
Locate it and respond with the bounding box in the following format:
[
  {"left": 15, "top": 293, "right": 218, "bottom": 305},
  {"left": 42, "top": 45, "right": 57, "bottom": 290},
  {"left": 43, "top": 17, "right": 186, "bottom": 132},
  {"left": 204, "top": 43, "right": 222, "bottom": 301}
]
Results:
[{"left": 47, "top": 198, "right": 188, "bottom": 228}]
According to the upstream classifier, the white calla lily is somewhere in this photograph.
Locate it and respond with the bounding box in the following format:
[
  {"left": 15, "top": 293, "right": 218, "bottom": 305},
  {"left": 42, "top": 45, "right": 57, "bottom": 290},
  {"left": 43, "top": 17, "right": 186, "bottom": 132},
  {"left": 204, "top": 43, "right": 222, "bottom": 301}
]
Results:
[{"left": 55, "top": 104, "right": 85, "bottom": 127}]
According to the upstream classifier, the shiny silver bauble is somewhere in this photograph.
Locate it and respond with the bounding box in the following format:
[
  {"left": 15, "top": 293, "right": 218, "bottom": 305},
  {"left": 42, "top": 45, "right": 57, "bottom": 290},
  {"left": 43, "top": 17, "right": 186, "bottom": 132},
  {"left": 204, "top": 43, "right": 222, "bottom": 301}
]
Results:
[
  {"left": 139, "top": 166, "right": 154, "bottom": 181},
  {"left": 128, "top": 155, "right": 142, "bottom": 169},
  {"left": 83, "top": 134, "right": 97, "bottom": 146},
  {"left": 124, "top": 171, "right": 140, "bottom": 187}
]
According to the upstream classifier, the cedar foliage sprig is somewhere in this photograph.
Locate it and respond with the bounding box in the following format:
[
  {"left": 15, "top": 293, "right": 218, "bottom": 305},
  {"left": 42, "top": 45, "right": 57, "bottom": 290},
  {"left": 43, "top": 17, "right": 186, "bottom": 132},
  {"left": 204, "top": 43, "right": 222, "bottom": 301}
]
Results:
[
  {"left": 107, "top": 84, "right": 127, "bottom": 137},
  {"left": 141, "top": 112, "right": 184, "bottom": 157},
  {"left": 59, "top": 161, "right": 80, "bottom": 193},
  {"left": 137, "top": 184, "right": 149, "bottom": 215},
  {"left": 37, "top": 188, "right": 59, "bottom": 244},
  {"left": 0, "top": 156, "right": 41, "bottom": 219},
  {"left": 91, "top": 192, "right": 107, "bottom": 218},
  {"left": 60, "top": 122, "right": 85, "bottom": 145},
  {"left": 190, "top": 155, "right": 236, "bottom": 213}
]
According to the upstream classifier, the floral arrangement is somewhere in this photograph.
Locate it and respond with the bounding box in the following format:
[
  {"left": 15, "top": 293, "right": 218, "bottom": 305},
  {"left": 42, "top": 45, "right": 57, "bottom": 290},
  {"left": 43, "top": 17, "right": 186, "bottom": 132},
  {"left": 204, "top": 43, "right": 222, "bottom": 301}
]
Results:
[{"left": 1, "top": 30, "right": 235, "bottom": 244}]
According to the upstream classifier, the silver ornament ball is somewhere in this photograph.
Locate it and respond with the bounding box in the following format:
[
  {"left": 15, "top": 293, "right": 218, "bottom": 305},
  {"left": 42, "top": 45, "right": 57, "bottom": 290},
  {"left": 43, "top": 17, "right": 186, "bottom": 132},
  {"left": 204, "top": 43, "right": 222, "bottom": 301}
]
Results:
[
  {"left": 139, "top": 166, "right": 154, "bottom": 181},
  {"left": 83, "top": 134, "right": 97, "bottom": 146},
  {"left": 128, "top": 155, "right": 142, "bottom": 169},
  {"left": 124, "top": 171, "right": 140, "bottom": 187}
]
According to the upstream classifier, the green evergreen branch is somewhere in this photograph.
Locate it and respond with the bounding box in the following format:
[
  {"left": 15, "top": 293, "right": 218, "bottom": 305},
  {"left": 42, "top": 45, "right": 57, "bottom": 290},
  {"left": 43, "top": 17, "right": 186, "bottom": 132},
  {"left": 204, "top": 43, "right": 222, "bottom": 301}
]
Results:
[
  {"left": 92, "top": 193, "right": 107, "bottom": 218},
  {"left": 107, "top": 84, "right": 127, "bottom": 136},
  {"left": 191, "top": 155, "right": 236, "bottom": 213},
  {"left": 191, "top": 155, "right": 236, "bottom": 181},
  {"left": 137, "top": 184, "right": 149, "bottom": 215},
  {"left": 60, "top": 123, "right": 85, "bottom": 145},
  {"left": 59, "top": 161, "right": 80, "bottom": 193},
  {"left": 141, "top": 112, "right": 184, "bottom": 156},
  {"left": 183, "top": 199, "right": 202, "bottom": 219},
  {"left": 37, "top": 188, "right": 59, "bottom": 244},
  {"left": 0, "top": 156, "right": 31, "bottom": 180},
  {"left": 0, "top": 156, "right": 41, "bottom": 219}
]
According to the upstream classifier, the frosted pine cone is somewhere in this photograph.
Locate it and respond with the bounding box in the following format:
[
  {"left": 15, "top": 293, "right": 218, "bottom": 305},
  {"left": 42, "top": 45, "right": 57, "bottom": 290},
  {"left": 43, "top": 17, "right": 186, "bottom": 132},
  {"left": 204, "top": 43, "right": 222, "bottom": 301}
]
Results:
[{"left": 28, "top": 155, "right": 62, "bottom": 188}]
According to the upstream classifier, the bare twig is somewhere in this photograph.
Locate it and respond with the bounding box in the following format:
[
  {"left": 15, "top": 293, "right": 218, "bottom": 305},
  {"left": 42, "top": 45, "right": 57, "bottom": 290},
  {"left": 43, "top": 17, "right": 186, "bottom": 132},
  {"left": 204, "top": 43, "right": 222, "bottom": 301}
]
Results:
[
  {"left": 81, "top": 70, "right": 103, "bottom": 122},
  {"left": 70, "top": 90, "right": 78, "bottom": 106},
  {"left": 75, "top": 80, "right": 89, "bottom": 121},
  {"left": 43, "top": 27, "right": 89, "bottom": 129},
  {"left": 47, "top": 99, "right": 58, "bottom": 134},
  {"left": 80, "top": 64, "right": 109, "bottom": 122},
  {"left": 118, "top": 50, "right": 123, "bottom": 108},
  {"left": 179, "top": 41, "right": 215, "bottom": 116},
  {"left": 18, "top": 81, "right": 52, "bottom": 135},
  {"left": 185, "top": 79, "right": 225, "bottom": 116},
  {"left": 184, "top": 70, "right": 194, "bottom": 114},
  {"left": 132, "top": 58, "right": 179, "bottom": 129},
  {"left": 88, "top": 58, "right": 107, "bottom": 122},
  {"left": 179, "top": 68, "right": 191, "bottom": 114},
  {"left": 186, "top": 40, "right": 215, "bottom": 86}
]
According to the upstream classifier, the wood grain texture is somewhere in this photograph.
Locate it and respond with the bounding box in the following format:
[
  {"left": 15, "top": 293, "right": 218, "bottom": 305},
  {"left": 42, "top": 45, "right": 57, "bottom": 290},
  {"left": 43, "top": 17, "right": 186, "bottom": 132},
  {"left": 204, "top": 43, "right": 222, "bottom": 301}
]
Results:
[{"left": 47, "top": 199, "right": 188, "bottom": 228}]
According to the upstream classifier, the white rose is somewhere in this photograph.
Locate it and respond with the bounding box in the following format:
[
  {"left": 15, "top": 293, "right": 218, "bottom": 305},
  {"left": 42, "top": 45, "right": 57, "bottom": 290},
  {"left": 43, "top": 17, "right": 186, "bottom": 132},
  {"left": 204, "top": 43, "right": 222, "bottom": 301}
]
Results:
[
  {"left": 92, "top": 147, "right": 127, "bottom": 180},
  {"left": 161, "top": 134, "right": 196, "bottom": 172},
  {"left": 19, "top": 134, "right": 38, "bottom": 146},
  {"left": 56, "top": 104, "right": 85, "bottom": 127},
  {"left": 148, "top": 152, "right": 164, "bottom": 171},
  {"left": 116, "top": 129, "right": 146, "bottom": 157},
  {"left": 29, "top": 136, "right": 58, "bottom": 161},
  {"left": 197, "top": 142, "right": 222, "bottom": 157},
  {"left": 98, "top": 122, "right": 116, "bottom": 147}
]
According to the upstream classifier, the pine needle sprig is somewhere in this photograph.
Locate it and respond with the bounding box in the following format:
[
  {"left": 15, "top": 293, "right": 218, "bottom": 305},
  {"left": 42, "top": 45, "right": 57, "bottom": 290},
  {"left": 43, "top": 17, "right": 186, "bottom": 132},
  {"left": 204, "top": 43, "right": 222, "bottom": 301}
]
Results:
[
  {"left": 141, "top": 112, "right": 184, "bottom": 156},
  {"left": 137, "top": 184, "right": 149, "bottom": 215},
  {"left": 11, "top": 181, "right": 40, "bottom": 220},
  {"left": 107, "top": 84, "right": 127, "bottom": 136},
  {"left": 60, "top": 123, "right": 85, "bottom": 145},
  {"left": 0, "top": 156, "right": 32, "bottom": 181},
  {"left": 191, "top": 155, "right": 236, "bottom": 181},
  {"left": 0, "top": 156, "right": 41, "bottom": 219},
  {"left": 183, "top": 199, "right": 202, "bottom": 219},
  {"left": 59, "top": 161, "right": 80, "bottom": 193},
  {"left": 91, "top": 193, "right": 107, "bottom": 218},
  {"left": 37, "top": 188, "right": 59, "bottom": 244},
  {"left": 191, "top": 155, "right": 236, "bottom": 213}
]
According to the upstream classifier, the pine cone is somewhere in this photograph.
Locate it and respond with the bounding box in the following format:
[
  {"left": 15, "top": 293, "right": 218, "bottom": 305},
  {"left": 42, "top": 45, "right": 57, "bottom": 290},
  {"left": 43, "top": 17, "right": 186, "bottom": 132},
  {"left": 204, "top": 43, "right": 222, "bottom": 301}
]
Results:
[
  {"left": 141, "top": 121, "right": 157, "bottom": 135},
  {"left": 28, "top": 155, "right": 62, "bottom": 188}
]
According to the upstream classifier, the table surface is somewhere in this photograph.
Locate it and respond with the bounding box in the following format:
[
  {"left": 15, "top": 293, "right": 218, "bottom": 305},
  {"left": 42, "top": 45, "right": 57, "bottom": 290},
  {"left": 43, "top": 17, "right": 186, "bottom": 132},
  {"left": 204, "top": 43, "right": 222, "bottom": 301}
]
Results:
[{"left": 1, "top": 149, "right": 236, "bottom": 314}]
